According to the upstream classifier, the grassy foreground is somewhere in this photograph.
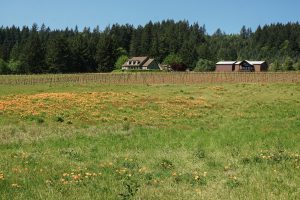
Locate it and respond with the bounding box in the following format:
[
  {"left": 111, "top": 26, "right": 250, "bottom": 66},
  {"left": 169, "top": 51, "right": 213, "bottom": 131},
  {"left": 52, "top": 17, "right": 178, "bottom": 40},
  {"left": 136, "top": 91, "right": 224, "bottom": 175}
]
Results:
[{"left": 0, "top": 83, "right": 299, "bottom": 199}]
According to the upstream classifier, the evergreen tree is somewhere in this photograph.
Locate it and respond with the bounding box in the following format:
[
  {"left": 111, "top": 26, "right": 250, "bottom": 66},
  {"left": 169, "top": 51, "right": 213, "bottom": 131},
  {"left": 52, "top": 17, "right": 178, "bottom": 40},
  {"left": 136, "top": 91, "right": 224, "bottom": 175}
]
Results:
[
  {"left": 240, "top": 26, "right": 247, "bottom": 39},
  {"left": 69, "top": 34, "right": 91, "bottom": 72},
  {"left": 19, "top": 32, "right": 45, "bottom": 73},
  {"left": 140, "top": 22, "right": 153, "bottom": 55},
  {"left": 180, "top": 40, "right": 198, "bottom": 69},
  {"left": 10, "top": 42, "right": 21, "bottom": 60},
  {"left": 46, "top": 35, "right": 72, "bottom": 72},
  {"left": 95, "top": 34, "right": 118, "bottom": 72},
  {"left": 1, "top": 38, "right": 12, "bottom": 61},
  {"left": 129, "top": 27, "right": 142, "bottom": 56},
  {"left": 0, "top": 58, "right": 9, "bottom": 74}
]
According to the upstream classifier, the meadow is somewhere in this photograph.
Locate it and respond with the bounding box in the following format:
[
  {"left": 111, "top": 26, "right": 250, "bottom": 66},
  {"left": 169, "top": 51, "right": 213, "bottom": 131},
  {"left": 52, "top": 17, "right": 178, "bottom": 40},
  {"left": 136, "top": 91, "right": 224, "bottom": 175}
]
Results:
[{"left": 0, "top": 82, "right": 299, "bottom": 199}]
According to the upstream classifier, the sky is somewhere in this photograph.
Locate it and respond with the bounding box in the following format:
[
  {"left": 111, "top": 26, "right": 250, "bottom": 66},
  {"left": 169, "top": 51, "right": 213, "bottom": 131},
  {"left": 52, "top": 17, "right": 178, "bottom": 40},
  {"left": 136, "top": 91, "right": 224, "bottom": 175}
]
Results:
[{"left": 0, "top": 0, "right": 300, "bottom": 34}]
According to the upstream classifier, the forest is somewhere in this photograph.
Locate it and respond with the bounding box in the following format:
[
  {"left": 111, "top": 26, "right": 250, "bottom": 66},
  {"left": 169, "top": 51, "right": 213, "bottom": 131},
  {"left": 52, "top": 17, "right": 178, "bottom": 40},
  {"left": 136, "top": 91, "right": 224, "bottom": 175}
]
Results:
[{"left": 0, "top": 20, "right": 300, "bottom": 74}]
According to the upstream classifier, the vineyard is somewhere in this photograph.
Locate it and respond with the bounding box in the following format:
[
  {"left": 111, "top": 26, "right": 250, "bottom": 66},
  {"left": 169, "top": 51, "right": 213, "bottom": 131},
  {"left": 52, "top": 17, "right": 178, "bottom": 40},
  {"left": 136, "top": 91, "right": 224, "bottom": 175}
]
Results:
[{"left": 0, "top": 72, "right": 299, "bottom": 85}]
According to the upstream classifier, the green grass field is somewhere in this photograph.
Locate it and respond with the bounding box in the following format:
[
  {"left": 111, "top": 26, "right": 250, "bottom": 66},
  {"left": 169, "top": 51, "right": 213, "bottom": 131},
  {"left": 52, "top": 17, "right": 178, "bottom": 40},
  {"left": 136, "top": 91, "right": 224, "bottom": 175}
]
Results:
[{"left": 0, "top": 83, "right": 299, "bottom": 199}]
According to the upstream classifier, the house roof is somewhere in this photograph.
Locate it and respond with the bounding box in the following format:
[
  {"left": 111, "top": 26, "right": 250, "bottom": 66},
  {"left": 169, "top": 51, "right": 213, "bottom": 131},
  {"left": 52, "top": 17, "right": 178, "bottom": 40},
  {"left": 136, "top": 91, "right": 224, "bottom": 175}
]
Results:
[
  {"left": 122, "top": 56, "right": 158, "bottom": 68},
  {"left": 246, "top": 60, "right": 266, "bottom": 65},
  {"left": 122, "top": 56, "right": 149, "bottom": 67},
  {"left": 143, "top": 58, "right": 155, "bottom": 67},
  {"left": 216, "top": 61, "right": 236, "bottom": 65},
  {"left": 128, "top": 57, "right": 148, "bottom": 63}
]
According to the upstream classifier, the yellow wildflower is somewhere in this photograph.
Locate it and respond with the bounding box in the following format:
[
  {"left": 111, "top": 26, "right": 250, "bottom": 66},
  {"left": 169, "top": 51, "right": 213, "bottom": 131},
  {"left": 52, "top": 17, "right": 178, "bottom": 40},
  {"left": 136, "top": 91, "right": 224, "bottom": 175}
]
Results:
[{"left": 11, "top": 183, "right": 20, "bottom": 188}]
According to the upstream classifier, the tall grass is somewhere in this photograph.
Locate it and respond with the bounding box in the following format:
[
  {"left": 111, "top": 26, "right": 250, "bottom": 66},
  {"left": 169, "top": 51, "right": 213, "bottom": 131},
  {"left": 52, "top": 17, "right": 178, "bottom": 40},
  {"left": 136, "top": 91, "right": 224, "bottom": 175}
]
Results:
[{"left": 0, "top": 83, "right": 299, "bottom": 199}]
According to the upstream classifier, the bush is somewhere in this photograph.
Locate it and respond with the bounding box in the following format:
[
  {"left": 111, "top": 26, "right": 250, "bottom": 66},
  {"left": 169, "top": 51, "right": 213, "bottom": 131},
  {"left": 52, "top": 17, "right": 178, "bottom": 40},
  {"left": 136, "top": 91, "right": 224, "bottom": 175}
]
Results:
[
  {"left": 115, "top": 55, "right": 129, "bottom": 70},
  {"left": 194, "top": 59, "right": 215, "bottom": 72},
  {"left": 170, "top": 63, "right": 188, "bottom": 71},
  {"left": 283, "top": 57, "right": 295, "bottom": 71},
  {"left": 269, "top": 60, "right": 282, "bottom": 71},
  {"left": 160, "top": 159, "right": 174, "bottom": 170},
  {"left": 8, "top": 59, "right": 23, "bottom": 74},
  {"left": 55, "top": 116, "right": 64, "bottom": 123},
  {"left": 293, "top": 61, "right": 300, "bottom": 71},
  {"left": 162, "top": 54, "right": 188, "bottom": 71},
  {"left": 163, "top": 54, "right": 183, "bottom": 66}
]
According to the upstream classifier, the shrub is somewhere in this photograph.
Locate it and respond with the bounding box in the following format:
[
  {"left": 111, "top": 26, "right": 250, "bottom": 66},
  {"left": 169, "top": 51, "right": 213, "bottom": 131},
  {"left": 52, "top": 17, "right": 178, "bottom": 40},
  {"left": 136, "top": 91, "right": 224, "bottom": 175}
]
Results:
[
  {"left": 195, "top": 148, "right": 206, "bottom": 159},
  {"left": 55, "top": 116, "right": 64, "bottom": 123},
  {"left": 170, "top": 63, "right": 188, "bottom": 71},
  {"left": 36, "top": 117, "right": 45, "bottom": 124},
  {"left": 122, "top": 122, "right": 130, "bottom": 131},
  {"left": 269, "top": 60, "right": 282, "bottom": 71},
  {"left": 163, "top": 53, "right": 183, "bottom": 66},
  {"left": 8, "top": 59, "right": 23, "bottom": 74},
  {"left": 283, "top": 57, "right": 295, "bottom": 71},
  {"left": 115, "top": 55, "right": 129, "bottom": 70},
  {"left": 119, "top": 178, "right": 140, "bottom": 200},
  {"left": 194, "top": 59, "right": 215, "bottom": 72},
  {"left": 163, "top": 54, "right": 189, "bottom": 71},
  {"left": 293, "top": 61, "right": 300, "bottom": 71},
  {"left": 160, "top": 159, "right": 174, "bottom": 170}
]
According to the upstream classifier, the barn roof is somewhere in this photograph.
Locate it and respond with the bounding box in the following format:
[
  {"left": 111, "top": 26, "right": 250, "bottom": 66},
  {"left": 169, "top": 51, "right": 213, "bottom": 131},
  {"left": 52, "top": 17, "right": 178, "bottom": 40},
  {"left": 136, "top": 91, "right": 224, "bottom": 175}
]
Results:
[
  {"left": 246, "top": 60, "right": 266, "bottom": 65},
  {"left": 216, "top": 61, "right": 236, "bottom": 65},
  {"left": 217, "top": 60, "right": 266, "bottom": 65}
]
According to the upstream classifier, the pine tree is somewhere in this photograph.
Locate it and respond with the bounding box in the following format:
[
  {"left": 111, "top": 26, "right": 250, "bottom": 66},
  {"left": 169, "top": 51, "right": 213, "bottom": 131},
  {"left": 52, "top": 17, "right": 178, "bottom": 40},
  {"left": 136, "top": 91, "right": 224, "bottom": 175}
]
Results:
[
  {"left": 20, "top": 32, "right": 45, "bottom": 73},
  {"left": 95, "top": 34, "right": 118, "bottom": 72},
  {"left": 69, "top": 34, "right": 91, "bottom": 72},
  {"left": 2, "top": 38, "right": 12, "bottom": 61},
  {"left": 240, "top": 26, "right": 247, "bottom": 39},
  {"left": 140, "top": 21, "right": 153, "bottom": 55},
  {"left": 10, "top": 42, "right": 21, "bottom": 60},
  {"left": 46, "top": 35, "right": 72, "bottom": 72},
  {"left": 129, "top": 28, "right": 142, "bottom": 56}
]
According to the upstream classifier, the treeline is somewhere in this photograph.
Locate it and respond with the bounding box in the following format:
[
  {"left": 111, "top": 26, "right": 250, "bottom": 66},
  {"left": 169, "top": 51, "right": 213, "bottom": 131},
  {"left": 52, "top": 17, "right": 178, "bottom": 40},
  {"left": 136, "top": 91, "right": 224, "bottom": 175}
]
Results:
[{"left": 0, "top": 20, "right": 300, "bottom": 74}]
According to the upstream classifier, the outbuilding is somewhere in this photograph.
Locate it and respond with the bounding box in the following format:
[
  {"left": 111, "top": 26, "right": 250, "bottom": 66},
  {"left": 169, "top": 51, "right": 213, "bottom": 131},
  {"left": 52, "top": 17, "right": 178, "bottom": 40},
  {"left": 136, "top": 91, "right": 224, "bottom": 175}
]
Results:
[
  {"left": 215, "top": 61, "right": 236, "bottom": 72},
  {"left": 216, "top": 60, "right": 268, "bottom": 72}
]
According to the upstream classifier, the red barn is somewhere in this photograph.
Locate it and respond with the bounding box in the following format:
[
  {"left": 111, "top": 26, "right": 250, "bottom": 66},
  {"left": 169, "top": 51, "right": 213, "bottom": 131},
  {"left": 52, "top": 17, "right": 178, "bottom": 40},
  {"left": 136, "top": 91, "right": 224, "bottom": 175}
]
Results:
[
  {"left": 216, "top": 60, "right": 268, "bottom": 72},
  {"left": 215, "top": 61, "right": 236, "bottom": 72}
]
